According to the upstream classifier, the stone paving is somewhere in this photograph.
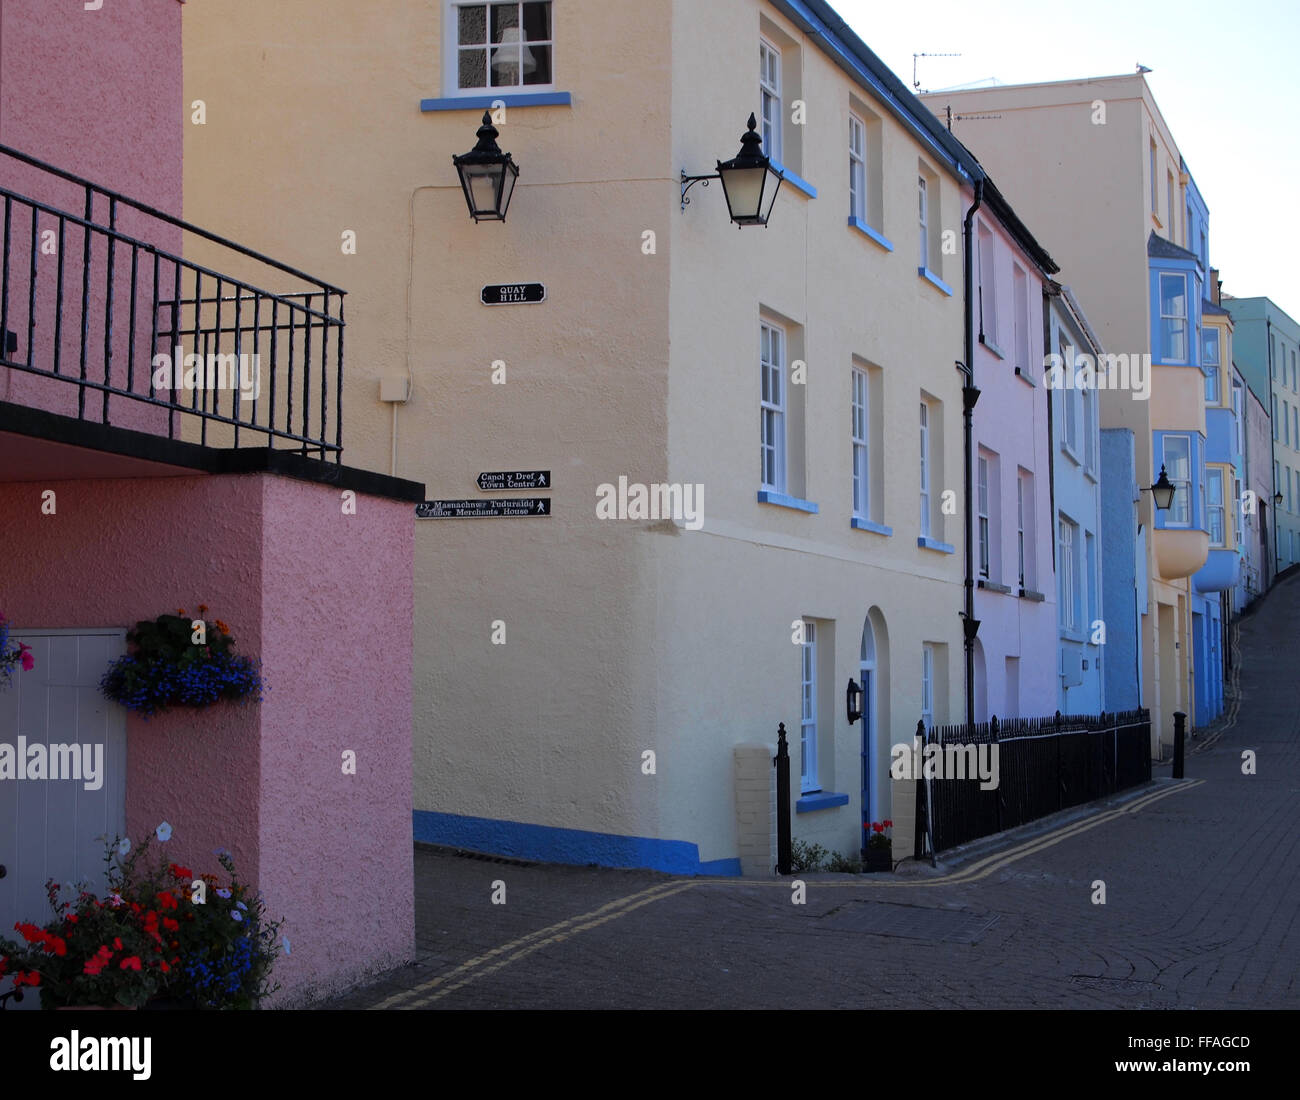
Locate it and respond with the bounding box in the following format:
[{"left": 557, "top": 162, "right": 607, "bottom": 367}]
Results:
[{"left": 324, "top": 573, "right": 1300, "bottom": 1010}]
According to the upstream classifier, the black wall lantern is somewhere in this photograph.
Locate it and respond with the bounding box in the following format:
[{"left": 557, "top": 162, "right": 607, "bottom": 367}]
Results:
[
  {"left": 846, "top": 678, "right": 863, "bottom": 725},
  {"left": 1146, "top": 464, "right": 1176, "bottom": 512},
  {"left": 681, "top": 114, "right": 784, "bottom": 227},
  {"left": 453, "top": 110, "right": 519, "bottom": 223}
]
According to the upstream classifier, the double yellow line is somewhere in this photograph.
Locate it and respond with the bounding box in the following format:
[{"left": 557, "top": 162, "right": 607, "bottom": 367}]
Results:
[
  {"left": 372, "top": 879, "right": 697, "bottom": 1009},
  {"left": 373, "top": 779, "right": 1201, "bottom": 1008}
]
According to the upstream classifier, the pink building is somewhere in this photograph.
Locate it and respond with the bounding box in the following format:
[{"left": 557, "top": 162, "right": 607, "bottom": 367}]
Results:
[
  {"left": 1, "top": 0, "right": 419, "bottom": 1005},
  {"left": 964, "top": 179, "right": 1060, "bottom": 720}
]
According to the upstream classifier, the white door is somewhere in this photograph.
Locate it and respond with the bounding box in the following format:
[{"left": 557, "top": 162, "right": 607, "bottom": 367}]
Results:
[{"left": 0, "top": 630, "right": 126, "bottom": 1008}]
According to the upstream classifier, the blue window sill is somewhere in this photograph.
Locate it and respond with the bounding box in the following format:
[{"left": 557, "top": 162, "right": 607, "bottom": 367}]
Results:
[
  {"left": 796, "top": 791, "right": 849, "bottom": 813},
  {"left": 852, "top": 517, "right": 893, "bottom": 536},
  {"left": 770, "top": 161, "right": 817, "bottom": 200},
  {"left": 848, "top": 217, "right": 893, "bottom": 252},
  {"left": 421, "top": 91, "right": 573, "bottom": 112},
  {"left": 1014, "top": 366, "right": 1036, "bottom": 387},
  {"left": 758, "top": 490, "right": 818, "bottom": 514},
  {"left": 918, "top": 267, "right": 954, "bottom": 296},
  {"left": 917, "top": 535, "right": 955, "bottom": 553}
]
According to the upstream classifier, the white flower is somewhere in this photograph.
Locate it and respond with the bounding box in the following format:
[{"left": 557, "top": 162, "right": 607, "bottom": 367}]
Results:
[
  {"left": 155, "top": 822, "right": 173, "bottom": 842},
  {"left": 117, "top": 837, "right": 131, "bottom": 856}
]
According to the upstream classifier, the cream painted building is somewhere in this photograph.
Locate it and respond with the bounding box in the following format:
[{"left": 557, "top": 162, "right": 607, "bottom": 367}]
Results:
[
  {"left": 182, "top": 0, "right": 995, "bottom": 871},
  {"left": 921, "top": 76, "right": 1212, "bottom": 753}
]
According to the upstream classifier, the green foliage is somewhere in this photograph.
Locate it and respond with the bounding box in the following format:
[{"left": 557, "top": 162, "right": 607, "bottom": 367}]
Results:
[
  {"left": 790, "top": 839, "right": 829, "bottom": 872},
  {"left": 826, "top": 851, "right": 862, "bottom": 874}
]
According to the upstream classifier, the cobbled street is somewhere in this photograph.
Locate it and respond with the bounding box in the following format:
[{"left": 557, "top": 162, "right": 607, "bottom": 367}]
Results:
[{"left": 327, "top": 573, "right": 1299, "bottom": 1011}]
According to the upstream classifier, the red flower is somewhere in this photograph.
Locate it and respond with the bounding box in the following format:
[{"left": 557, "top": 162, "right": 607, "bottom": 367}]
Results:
[
  {"left": 883, "top": 819, "right": 893, "bottom": 828},
  {"left": 113, "top": 937, "right": 123, "bottom": 950},
  {"left": 162, "top": 917, "right": 179, "bottom": 933},
  {"left": 66, "top": 915, "right": 78, "bottom": 925},
  {"left": 156, "top": 892, "right": 178, "bottom": 911},
  {"left": 169, "top": 863, "right": 194, "bottom": 881},
  {"left": 15, "top": 922, "right": 42, "bottom": 944},
  {"left": 13, "top": 970, "right": 40, "bottom": 987},
  {"left": 118, "top": 956, "right": 142, "bottom": 971},
  {"left": 872, "top": 823, "right": 884, "bottom": 834}
]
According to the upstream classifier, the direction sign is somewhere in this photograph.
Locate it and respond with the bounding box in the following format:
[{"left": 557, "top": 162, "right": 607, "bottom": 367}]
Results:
[
  {"left": 416, "top": 498, "right": 550, "bottom": 519},
  {"left": 477, "top": 470, "right": 550, "bottom": 491},
  {"left": 481, "top": 283, "right": 546, "bottom": 306}
]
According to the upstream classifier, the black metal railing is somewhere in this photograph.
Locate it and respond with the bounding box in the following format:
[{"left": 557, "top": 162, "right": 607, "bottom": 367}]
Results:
[
  {"left": 915, "top": 709, "right": 1152, "bottom": 857},
  {"left": 0, "top": 144, "right": 345, "bottom": 461}
]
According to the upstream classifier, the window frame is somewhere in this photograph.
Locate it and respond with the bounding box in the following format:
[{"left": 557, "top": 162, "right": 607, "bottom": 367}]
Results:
[
  {"left": 760, "top": 320, "right": 787, "bottom": 493},
  {"left": 921, "top": 643, "right": 934, "bottom": 730},
  {"left": 1206, "top": 466, "right": 1225, "bottom": 548},
  {"left": 759, "top": 37, "right": 783, "bottom": 165},
  {"left": 848, "top": 113, "right": 866, "bottom": 223},
  {"left": 1017, "top": 475, "right": 1026, "bottom": 589},
  {"left": 444, "top": 1, "right": 556, "bottom": 98},
  {"left": 978, "top": 223, "right": 998, "bottom": 348},
  {"left": 799, "top": 620, "right": 818, "bottom": 793},
  {"left": 1203, "top": 329, "right": 1221, "bottom": 404},
  {"left": 917, "top": 176, "right": 929, "bottom": 270},
  {"left": 919, "top": 401, "right": 931, "bottom": 537},
  {"left": 1159, "top": 273, "right": 1189, "bottom": 363},
  {"left": 1058, "top": 517, "right": 1077, "bottom": 632},
  {"left": 977, "top": 454, "right": 990, "bottom": 579},
  {"left": 851, "top": 366, "right": 869, "bottom": 520},
  {"left": 1013, "top": 263, "right": 1030, "bottom": 375},
  {"left": 1162, "top": 433, "right": 1193, "bottom": 528}
]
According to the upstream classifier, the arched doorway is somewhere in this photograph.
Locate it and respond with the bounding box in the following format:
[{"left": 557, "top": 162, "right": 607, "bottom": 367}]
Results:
[{"left": 859, "top": 615, "right": 877, "bottom": 851}]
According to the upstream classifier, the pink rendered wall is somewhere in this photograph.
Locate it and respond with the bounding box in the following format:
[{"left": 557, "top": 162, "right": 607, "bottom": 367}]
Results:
[
  {"left": 0, "top": 0, "right": 183, "bottom": 433},
  {"left": 0, "top": 474, "right": 264, "bottom": 880},
  {"left": 255, "top": 475, "right": 414, "bottom": 1003},
  {"left": 0, "top": 469, "right": 415, "bottom": 1002},
  {"left": 970, "top": 203, "right": 1059, "bottom": 718}
]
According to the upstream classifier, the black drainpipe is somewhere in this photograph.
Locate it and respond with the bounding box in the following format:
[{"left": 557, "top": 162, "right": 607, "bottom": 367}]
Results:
[{"left": 958, "top": 179, "right": 984, "bottom": 727}]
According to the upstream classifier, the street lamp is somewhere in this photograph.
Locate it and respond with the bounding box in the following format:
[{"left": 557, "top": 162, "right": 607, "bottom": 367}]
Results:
[
  {"left": 1146, "top": 465, "right": 1176, "bottom": 511},
  {"left": 452, "top": 111, "right": 519, "bottom": 222},
  {"left": 1275, "top": 491, "right": 1284, "bottom": 508},
  {"left": 846, "top": 678, "right": 863, "bottom": 725},
  {"left": 681, "top": 114, "right": 784, "bottom": 227}
]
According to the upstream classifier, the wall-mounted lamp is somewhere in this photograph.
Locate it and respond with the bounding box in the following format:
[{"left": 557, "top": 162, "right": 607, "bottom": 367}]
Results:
[
  {"left": 846, "top": 678, "right": 863, "bottom": 725},
  {"left": 1145, "top": 465, "right": 1176, "bottom": 512},
  {"left": 453, "top": 111, "right": 519, "bottom": 222},
  {"left": 681, "top": 113, "right": 784, "bottom": 227}
]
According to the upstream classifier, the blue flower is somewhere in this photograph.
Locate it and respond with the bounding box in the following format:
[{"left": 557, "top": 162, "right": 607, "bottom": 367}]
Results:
[
  {"left": 231, "top": 910, "right": 243, "bottom": 923},
  {"left": 156, "top": 821, "right": 173, "bottom": 842},
  {"left": 215, "top": 887, "right": 232, "bottom": 899}
]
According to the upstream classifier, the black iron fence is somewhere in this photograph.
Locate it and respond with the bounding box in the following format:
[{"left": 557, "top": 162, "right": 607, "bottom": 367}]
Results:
[
  {"left": 0, "top": 144, "right": 345, "bottom": 461},
  {"left": 915, "top": 709, "right": 1152, "bottom": 858}
]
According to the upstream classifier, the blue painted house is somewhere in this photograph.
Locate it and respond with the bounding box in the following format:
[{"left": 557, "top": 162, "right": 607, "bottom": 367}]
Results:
[
  {"left": 1047, "top": 284, "right": 1105, "bottom": 714},
  {"left": 1100, "top": 428, "right": 1144, "bottom": 711}
]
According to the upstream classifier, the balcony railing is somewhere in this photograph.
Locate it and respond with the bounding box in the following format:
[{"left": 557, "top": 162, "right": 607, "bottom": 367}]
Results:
[{"left": 0, "top": 144, "right": 344, "bottom": 461}]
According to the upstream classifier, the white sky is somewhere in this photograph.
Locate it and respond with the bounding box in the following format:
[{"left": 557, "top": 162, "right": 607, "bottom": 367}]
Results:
[{"left": 832, "top": 0, "right": 1300, "bottom": 320}]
